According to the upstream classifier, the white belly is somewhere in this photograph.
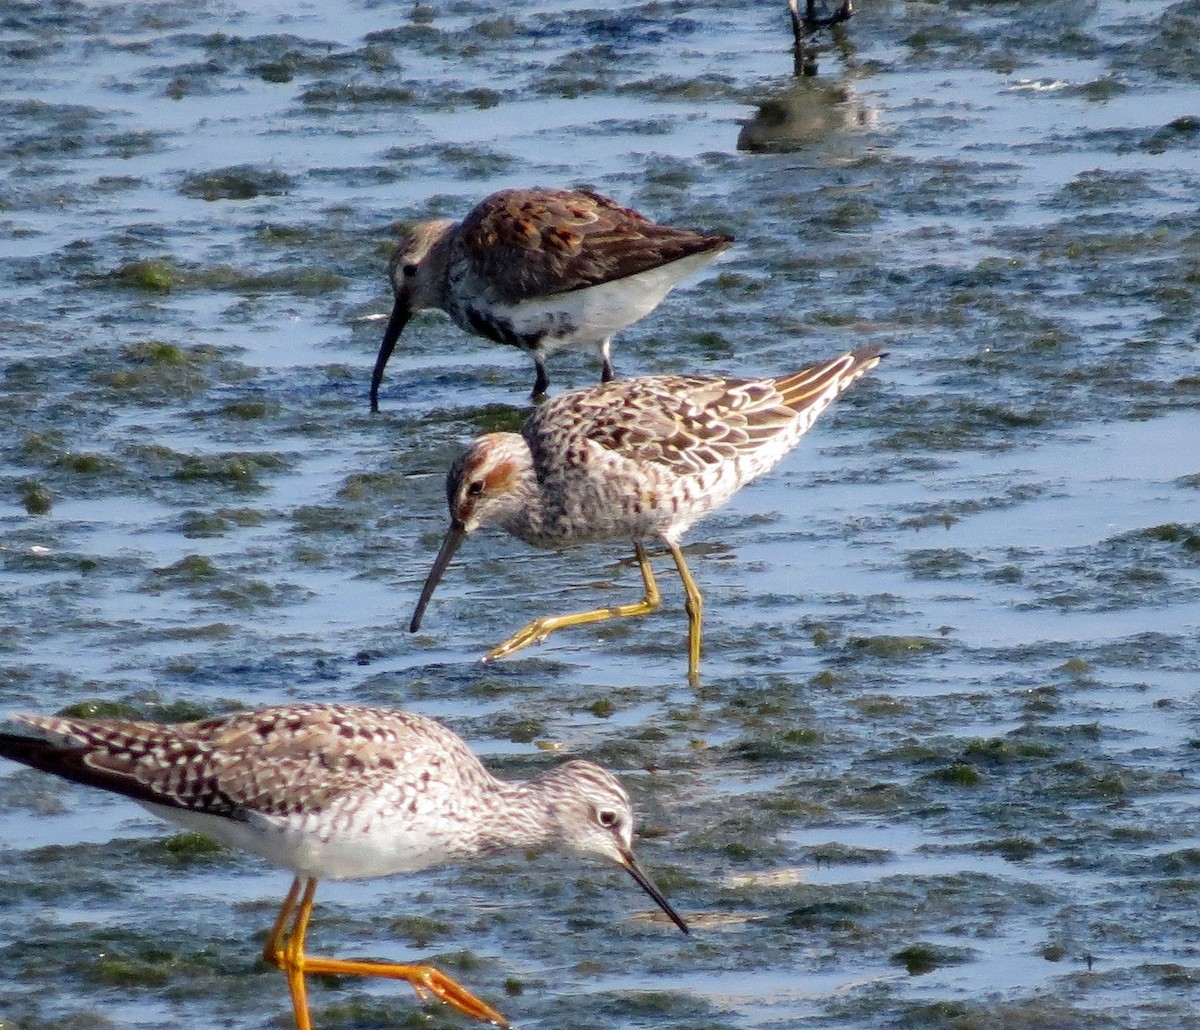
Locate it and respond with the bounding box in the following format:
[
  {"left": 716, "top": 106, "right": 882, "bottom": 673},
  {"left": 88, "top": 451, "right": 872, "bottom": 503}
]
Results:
[
  {"left": 491, "top": 248, "right": 724, "bottom": 354},
  {"left": 142, "top": 801, "right": 459, "bottom": 881}
]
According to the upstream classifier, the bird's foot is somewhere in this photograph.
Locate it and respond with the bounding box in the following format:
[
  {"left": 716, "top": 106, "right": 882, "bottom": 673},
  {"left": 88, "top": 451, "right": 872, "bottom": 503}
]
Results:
[{"left": 483, "top": 619, "right": 553, "bottom": 662}]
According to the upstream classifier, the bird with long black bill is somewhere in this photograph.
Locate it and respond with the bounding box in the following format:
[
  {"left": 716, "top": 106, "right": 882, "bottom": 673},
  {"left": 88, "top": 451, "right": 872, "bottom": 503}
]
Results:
[{"left": 371, "top": 186, "right": 732, "bottom": 409}]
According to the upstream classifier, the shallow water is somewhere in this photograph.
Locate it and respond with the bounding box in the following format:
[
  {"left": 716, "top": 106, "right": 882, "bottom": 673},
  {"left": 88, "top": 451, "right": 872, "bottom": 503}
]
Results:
[{"left": 2, "top": 0, "right": 1200, "bottom": 1028}]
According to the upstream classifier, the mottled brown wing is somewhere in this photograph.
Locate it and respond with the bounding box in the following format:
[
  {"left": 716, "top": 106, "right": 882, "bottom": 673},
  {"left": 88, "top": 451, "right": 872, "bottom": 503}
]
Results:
[
  {"left": 540, "top": 374, "right": 801, "bottom": 478},
  {"left": 537, "top": 344, "right": 885, "bottom": 479},
  {"left": 459, "top": 187, "right": 732, "bottom": 302},
  {"left": 1, "top": 714, "right": 246, "bottom": 817},
  {"left": 4, "top": 706, "right": 461, "bottom": 820},
  {"left": 196, "top": 707, "right": 450, "bottom": 817}
]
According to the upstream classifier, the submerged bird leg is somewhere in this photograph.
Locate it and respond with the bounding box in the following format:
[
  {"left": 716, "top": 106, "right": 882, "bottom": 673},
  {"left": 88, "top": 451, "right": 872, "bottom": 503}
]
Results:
[
  {"left": 666, "top": 541, "right": 704, "bottom": 685},
  {"left": 789, "top": 0, "right": 853, "bottom": 34},
  {"left": 271, "top": 876, "right": 510, "bottom": 1028},
  {"left": 531, "top": 355, "right": 550, "bottom": 401},
  {"left": 788, "top": 0, "right": 853, "bottom": 75},
  {"left": 599, "top": 339, "right": 615, "bottom": 383},
  {"left": 483, "top": 542, "right": 662, "bottom": 664}
]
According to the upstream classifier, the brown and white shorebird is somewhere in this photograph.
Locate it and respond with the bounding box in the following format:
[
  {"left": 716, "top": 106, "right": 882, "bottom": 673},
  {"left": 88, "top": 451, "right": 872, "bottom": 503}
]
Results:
[
  {"left": 410, "top": 344, "right": 885, "bottom": 682},
  {"left": 0, "top": 703, "right": 687, "bottom": 1029},
  {"left": 370, "top": 187, "right": 733, "bottom": 410}
]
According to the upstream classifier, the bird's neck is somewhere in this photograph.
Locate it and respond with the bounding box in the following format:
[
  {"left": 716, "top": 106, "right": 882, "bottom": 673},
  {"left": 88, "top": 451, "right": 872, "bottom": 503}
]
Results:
[{"left": 470, "top": 778, "right": 559, "bottom": 857}]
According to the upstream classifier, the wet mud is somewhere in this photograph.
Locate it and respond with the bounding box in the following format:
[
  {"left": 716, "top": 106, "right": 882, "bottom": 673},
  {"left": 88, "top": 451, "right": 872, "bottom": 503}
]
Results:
[{"left": 2, "top": 1, "right": 1200, "bottom": 1028}]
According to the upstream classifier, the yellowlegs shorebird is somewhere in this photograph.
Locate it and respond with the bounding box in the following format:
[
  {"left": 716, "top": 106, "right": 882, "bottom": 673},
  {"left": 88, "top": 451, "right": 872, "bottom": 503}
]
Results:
[
  {"left": 370, "top": 187, "right": 733, "bottom": 410},
  {"left": 410, "top": 344, "right": 885, "bottom": 683},
  {"left": 0, "top": 703, "right": 687, "bottom": 1028}
]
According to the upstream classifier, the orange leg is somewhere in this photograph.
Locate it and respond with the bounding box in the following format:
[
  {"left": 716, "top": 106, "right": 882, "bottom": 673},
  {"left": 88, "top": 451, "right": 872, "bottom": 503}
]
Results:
[{"left": 262, "top": 876, "right": 510, "bottom": 1029}]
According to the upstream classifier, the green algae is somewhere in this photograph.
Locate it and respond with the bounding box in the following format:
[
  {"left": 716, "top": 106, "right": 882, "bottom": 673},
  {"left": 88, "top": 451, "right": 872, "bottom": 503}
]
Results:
[
  {"left": 929, "top": 762, "right": 984, "bottom": 787},
  {"left": 178, "top": 165, "right": 294, "bottom": 201},
  {"left": 4, "top": 4, "right": 1200, "bottom": 1030},
  {"left": 145, "top": 832, "right": 229, "bottom": 868},
  {"left": 56, "top": 699, "right": 144, "bottom": 719},
  {"left": 177, "top": 507, "right": 266, "bottom": 538},
  {"left": 109, "top": 258, "right": 177, "bottom": 291},
  {"left": 56, "top": 696, "right": 221, "bottom": 723},
  {"left": 150, "top": 554, "right": 219, "bottom": 584},
  {"left": 16, "top": 479, "right": 52, "bottom": 514},
  {"left": 53, "top": 451, "right": 124, "bottom": 475},
  {"left": 172, "top": 452, "right": 291, "bottom": 491},
  {"left": 219, "top": 398, "right": 280, "bottom": 420},
  {"left": 1137, "top": 522, "right": 1200, "bottom": 553},
  {"left": 589, "top": 697, "right": 616, "bottom": 718},
  {"left": 891, "top": 942, "right": 975, "bottom": 976},
  {"left": 803, "top": 842, "right": 891, "bottom": 865},
  {"left": 93, "top": 340, "right": 237, "bottom": 401},
  {"left": 335, "top": 471, "right": 408, "bottom": 503},
  {"left": 846, "top": 635, "right": 949, "bottom": 660},
  {"left": 386, "top": 914, "right": 454, "bottom": 949}
]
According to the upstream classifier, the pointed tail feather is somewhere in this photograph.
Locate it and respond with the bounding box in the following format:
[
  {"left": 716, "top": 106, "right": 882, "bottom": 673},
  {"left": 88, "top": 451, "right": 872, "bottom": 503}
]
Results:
[
  {"left": 0, "top": 725, "right": 189, "bottom": 811},
  {"left": 774, "top": 344, "right": 885, "bottom": 418}
]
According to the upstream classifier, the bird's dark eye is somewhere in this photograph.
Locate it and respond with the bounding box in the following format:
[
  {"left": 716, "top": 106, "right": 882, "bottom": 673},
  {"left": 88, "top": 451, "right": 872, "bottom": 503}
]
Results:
[
  {"left": 466, "top": 480, "right": 484, "bottom": 497},
  {"left": 402, "top": 262, "right": 418, "bottom": 277},
  {"left": 597, "top": 809, "right": 619, "bottom": 828}
]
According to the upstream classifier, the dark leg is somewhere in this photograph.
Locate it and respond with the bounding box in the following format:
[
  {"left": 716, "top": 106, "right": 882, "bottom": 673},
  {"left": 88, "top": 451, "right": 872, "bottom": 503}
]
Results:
[
  {"left": 790, "top": 0, "right": 853, "bottom": 34},
  {"left": 531, "top": 356, "right": 550, "bottom": 401},
  {"left": 600, "top": 339, "right": 615, "bottom": 383},
  {"left": 789, "top": 0, "right": 853, "bottom": 76}
]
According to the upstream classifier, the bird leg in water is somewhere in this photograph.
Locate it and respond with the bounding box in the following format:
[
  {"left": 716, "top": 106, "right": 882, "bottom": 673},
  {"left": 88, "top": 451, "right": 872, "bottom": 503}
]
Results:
[
  {"left": 665, "top": 541, "right": 704, "bottom": 685},
  {"left": 484, "top": 542, "right": 662, "bottom": 665},
  {"left": 263, "top": 876, "right": 510, "bottom": 1029}
]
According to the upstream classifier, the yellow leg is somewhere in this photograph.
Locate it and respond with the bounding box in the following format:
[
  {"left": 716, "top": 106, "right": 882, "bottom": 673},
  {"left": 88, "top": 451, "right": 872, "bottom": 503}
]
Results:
[
  {"left": 263, "top": 877, "right": 510, "bottom": 1028},
  {"left": 266, "top": 877, "right": 316, "bottom": 1030},
  {"left": 483, "top": 542, "right": 661, "bottom": 663},
  {"left": 666, "top": 540, "right": 704, "bottom": 684},
  {"left": 263, "top": 876, "right": 303, "bottom": 966}
]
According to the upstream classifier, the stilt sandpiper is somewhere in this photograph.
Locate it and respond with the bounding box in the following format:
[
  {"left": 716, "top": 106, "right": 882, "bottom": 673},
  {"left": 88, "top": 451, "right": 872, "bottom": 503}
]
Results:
[
  {"left": 370, "top": 186, "right": 732, "bottom": 409},
  {"left": 0, "top": 703, "right": 687, "bottom": 1028},
  {"left": 410, "top": 344, "right": 885, "bottom": 682}
]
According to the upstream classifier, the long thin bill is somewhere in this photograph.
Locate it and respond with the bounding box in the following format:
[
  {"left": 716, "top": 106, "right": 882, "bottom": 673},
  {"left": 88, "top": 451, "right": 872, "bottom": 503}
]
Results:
[
  {"left": 410, "top": 521, "right": 467, "bottom": 633},
  {"left": 621, "top": 847, "right": 690, "bottom": 935},
  {"left": 369, "top": 297, "right": 411, "bottom": 413}
]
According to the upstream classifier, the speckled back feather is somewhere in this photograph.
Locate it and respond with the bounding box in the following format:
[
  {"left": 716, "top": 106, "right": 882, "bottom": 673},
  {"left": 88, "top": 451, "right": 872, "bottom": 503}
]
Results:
[
  {"left": 526, "top": 343, "right": 885, "bottom": 482},
  {"left": 0, "top": 704, "right": 487, "bottom": 821},
  {"left": 456, "top": 188, "right": 733, "bottom": 304}
]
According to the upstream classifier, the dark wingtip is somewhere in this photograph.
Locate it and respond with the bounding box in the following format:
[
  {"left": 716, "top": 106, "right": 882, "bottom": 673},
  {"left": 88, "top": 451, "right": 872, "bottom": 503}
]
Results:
[{"left": 854, "top": 342, "right": 888, "bottom": 364}]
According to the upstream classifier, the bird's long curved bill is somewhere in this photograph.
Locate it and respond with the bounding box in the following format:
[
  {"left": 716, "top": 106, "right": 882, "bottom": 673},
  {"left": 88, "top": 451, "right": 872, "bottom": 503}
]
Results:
[
  {"left": 369, "top": 297, "right": 411, "bottom": 413},
  {"left": 621, "top": 846, "right": 690, "bottom": 935},
  {"left": 410, "top": 521, "right": 466, "bottom": 633}
]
